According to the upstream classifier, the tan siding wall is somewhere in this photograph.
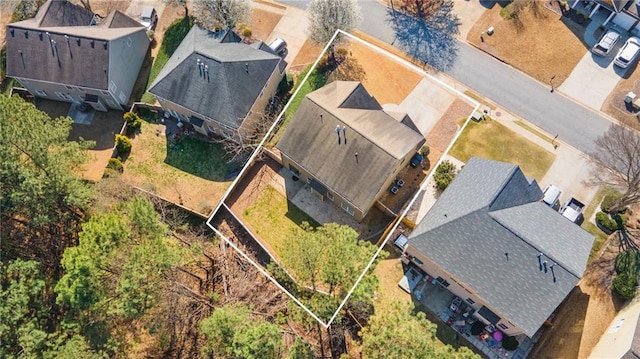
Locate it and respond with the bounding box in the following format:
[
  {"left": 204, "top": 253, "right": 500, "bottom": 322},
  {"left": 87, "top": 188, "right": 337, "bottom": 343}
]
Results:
[
  {"left": 404, "top": 245, "right": 525, "bottom": 336},
  {"left": 238, "top": 64, "right": 284, "bottom": 139},
  {"left": 280, "top": 154, "right": 365, "bottom": 221},
  {"left": 108, "top": 30, "right": 150, "bottom": 106}
]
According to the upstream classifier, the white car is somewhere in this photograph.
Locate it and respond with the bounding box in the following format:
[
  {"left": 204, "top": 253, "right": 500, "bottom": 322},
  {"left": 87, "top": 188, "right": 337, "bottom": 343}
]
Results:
[
  {"left": 139, "top": 6, "right": 158, "bottom": 31},
  {"left": 614, "top": 37, "right": 640, "bottom": 68},
  {"left": 592, "top": 30, "right": 620, "bottom": 56}
]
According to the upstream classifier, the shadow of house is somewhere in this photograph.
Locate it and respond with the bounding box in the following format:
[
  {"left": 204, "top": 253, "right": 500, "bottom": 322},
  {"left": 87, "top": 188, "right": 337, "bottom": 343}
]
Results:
[
  {"left": 163, "top": 133, "right": 232, "bottom": 182},
  {"left": 404, "top": 157, "right": 595, "bottom": 341},
  {"left": 6, "top": 0, "right": 150, "bottom": 112}
]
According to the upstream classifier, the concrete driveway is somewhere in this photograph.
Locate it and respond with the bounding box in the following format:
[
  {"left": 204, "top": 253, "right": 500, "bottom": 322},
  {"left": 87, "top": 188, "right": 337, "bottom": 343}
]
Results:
[
  {"left": 382, "top": 78, "right": 456, "bottom": 137},
  {"left": 254, "top": 2, "right": 309, "bottom": 66},
  {"left": 558, "top": 12, "right": 624, "bottom": 111},
  {"left": 559, "top": 51, "right": 623, "bottom": 111}
]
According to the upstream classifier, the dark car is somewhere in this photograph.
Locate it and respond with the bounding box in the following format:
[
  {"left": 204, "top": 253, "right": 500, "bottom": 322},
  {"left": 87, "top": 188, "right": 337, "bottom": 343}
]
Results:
[{"left": 410, "top": 153, "right": 423, "bottom": 167}]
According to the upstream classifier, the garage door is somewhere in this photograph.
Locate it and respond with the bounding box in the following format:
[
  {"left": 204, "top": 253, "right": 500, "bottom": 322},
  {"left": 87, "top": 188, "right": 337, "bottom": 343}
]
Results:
[{"left": 612, "top": 12, "right": 638, "bottom": 30}]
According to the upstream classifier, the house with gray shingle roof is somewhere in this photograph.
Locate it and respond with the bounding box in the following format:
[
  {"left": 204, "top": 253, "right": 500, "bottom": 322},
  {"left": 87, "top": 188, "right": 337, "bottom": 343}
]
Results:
[
  {"left": 6, "top": 0, "right": 150, "bottom": 111},
  {"left": 405, "top": 157, "right": 594, "bottom": 338},
  {"left": 276, "top": 81, "right": 425, "bottom": 222},
  {"left": 148, "top": 25, "right": 286, "bottom": 142}
]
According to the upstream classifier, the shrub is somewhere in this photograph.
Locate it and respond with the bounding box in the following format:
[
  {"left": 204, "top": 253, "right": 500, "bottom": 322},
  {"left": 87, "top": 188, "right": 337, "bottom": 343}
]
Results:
[
  {"left": 601, "top": 191, "right": 624, "bottom": 213},
  {"left": 115, "top": 134, "right": 132, "bottom": 154},
  {"left": 241, "top": 27, "right": 252, "bottom": 38},
  {"left": 596, "top": 212, "right": 618, "bottom": 233},
  {"left": 420, "top": 145, "right": 430, "bottom": 157},
  {"left": 124, "top": 111, "right": 143, "bottom": 134},
  {"left": 612, "top": 273, "right": 638, "bottom": 299},
  {"left": 433, "top": 160, "right": 457, "bottom": 192},
  {"left": 615, "top": 249, "right": 639, "bottom": 274},
  {"left": 502, "top": 335, "right": 519, "bottom": 351},
  {"left": 107, "top": 157, "right": 124, "bottom": 172}
]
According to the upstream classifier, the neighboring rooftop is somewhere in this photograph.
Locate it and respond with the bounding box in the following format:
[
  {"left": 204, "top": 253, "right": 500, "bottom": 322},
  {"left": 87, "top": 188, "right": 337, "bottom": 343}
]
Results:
[
  {"left": 276, "top": 81, "right": 425, "bottom": 212},
  {"left": 409, "top": 157, "right": 594, "bottom": 337},
  {"left": 148, "top": 25, "right": 284, "bottom": 129},
  {"left": 6, "top": 0, "right": 145, "bottom": 89}
]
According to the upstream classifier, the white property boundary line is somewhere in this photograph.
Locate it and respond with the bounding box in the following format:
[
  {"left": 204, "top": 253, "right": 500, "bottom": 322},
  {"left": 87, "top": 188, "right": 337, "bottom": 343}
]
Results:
[{"left": 206, "top": 29, "right": 480, "bottom": 328}]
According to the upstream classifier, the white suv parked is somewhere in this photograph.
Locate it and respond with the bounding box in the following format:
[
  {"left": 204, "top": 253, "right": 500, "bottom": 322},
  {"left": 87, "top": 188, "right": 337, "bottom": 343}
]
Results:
[{"left": 614, "top": 37, "right": 640, "bottom": 68}]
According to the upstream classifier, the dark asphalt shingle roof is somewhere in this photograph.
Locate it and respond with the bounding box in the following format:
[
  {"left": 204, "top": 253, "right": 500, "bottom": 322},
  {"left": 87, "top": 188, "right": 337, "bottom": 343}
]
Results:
[
  {"left": 148, "top": 25, "right": 284, "bottom": 129},
  {"left": 409, "top": 157, "right": 594, "bottom": 337},
  {"left": 34, "top": 0, "right": 95, "bottom": 27},
  {"left": 276, "top": 81, "right": 424, "bottom": 212},
  {"left": 6, "top": 0, "right": 145, "bottom": 89}
]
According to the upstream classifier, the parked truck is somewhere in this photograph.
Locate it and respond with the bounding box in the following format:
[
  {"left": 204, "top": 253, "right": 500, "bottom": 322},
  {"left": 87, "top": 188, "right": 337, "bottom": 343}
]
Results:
[{"left": 559, "top": 197, "right": 585, "bottom": 224}]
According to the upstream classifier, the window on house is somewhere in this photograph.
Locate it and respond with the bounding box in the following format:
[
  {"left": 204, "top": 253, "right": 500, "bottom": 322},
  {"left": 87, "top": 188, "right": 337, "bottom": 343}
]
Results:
[
  {"left": 108, "top": 81, "right": 117, "bottom": 93},
  {"left": 341, "top": 203, "right": 354, "bottom": 216},
  {"left": 118, "top": 91, "right": 126, "bottom": 104},
  {"left": 126, "top": 37, "right": 132, "bottom": 47},
  {"left": 411, "top": 257, "right": 423, "bottom": 266},
  {"left": 207, "top": 125, "right": 217, "bottom": 133},
  {"left": 466, "top": 298, "right": 475, "bottom": 305},
  {"left": 435, "top": 277, "right": 450, "bottom": 287},
  {"left": 327, "top": 193, "right": 334, "bottom": 201},
  {"left": 498, "top": 323, "right": 509, "bottom": 330},
  {"left": 306, "top": 177, "right": 312, "bottom": 185},
  {"left": 34, "top": 90, "right": 47, "bottom": 97},
  {"left": 55, "top": 92, "right": 72, "bottom": 100}
]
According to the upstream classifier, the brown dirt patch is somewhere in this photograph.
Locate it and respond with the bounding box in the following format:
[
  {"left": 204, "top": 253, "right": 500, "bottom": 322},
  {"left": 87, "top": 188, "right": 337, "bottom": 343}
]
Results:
[
  {"left": 249, "top": 8, "right": 282, "bottom": 43},
  {"left": 373, "top": 248, "right": 413, "bottom": 307},
  {"left": 34, "top": 99, "right": 124, "bottom": 182},
  {"left": 529, "top": 235, "right": 624, "bottom": 359},
  {"left": 69, "top": 0, "right": 131, "bottom": 17},
  {"left": 602, "top": 67, "right": 640, "bottom": 127},
  {"left": 467, "top": 5, "right": 587, "bottom": 85},
  {"left": 290, "top": 39, "right": 324, "bottom": 70},
  {"left": 346, "top": 38, "right": 422, "bottom": 105}
]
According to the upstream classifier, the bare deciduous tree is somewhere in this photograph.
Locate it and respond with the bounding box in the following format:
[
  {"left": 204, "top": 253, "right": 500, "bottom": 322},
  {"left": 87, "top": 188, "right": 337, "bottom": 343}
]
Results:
[
  {"left": 587, "top": 123, "right": 640, "bottom": 213},
  {"left": 162, "top": 0, "right": 189, "bottom": 17},
  {"left": 307, "top": 0, "right": 361, "bottom": 47},
  {"left": 194, "top": 0, "right": 251, "bottom": 30},
  {"left": 219, "top": 111, "right": 277, "bottom": 162},
  {"left": 387, "top": 0, "right": 459, "bottom": 72}
]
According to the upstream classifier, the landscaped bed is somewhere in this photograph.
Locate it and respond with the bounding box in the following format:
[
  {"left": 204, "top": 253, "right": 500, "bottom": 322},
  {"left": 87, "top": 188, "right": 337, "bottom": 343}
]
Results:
[
  {"left": 120, "top": 119, "right": 235, "bottom": 215},
  {"left": 449, "top": 118, "right": 555, "bottom": 181}
]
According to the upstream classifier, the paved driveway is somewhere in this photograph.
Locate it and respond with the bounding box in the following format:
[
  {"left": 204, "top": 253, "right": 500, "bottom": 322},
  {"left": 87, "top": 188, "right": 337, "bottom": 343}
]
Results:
[
  {"left": 559, "top": 51, "right": 623, "bottom": 111},
  {"left": 382, "top": 78, "right": 456, "bottom": 137},
  {"left": 257, "top": 3, "right": 309, "bottom": 66},
  {"left": 559, "top": 12, "right": 625, "bottom": 111}
]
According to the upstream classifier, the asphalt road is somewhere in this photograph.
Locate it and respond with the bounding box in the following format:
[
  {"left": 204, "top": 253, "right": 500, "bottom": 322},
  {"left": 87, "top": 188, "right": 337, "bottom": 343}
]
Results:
[{"left": 279, "top": 0, "right": 612, "bottom": 153}]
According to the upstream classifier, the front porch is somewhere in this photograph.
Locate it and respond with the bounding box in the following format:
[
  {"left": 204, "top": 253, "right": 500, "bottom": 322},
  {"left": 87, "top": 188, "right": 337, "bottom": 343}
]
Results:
[{"left": 400, "top": 265, "right": 537, "bottom": 359}]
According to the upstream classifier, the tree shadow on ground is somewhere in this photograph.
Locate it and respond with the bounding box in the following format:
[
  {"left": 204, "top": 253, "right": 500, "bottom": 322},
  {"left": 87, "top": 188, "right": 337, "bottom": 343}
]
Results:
[{"left": 386, "top": 5, "right": 460, "bottom": 72}]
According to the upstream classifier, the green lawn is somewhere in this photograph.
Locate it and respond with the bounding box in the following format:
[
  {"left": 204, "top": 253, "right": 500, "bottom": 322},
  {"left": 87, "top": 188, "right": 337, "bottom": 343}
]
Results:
[
  {"left": 141, "top": 16, "right": 195, "bottom": 103},
  {"left": 123, "top": 120, "right": 234, "bottom": 214},
  {"left": 449, "top": 119, "right": 555, "bottom": 181},
  {"left": 242, "top": 185, "right": 318, "bottom": 256}
]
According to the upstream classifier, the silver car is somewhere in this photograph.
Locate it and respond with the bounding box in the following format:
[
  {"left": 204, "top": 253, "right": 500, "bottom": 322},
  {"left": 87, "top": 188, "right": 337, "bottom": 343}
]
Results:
[
  {"left": 614, "top": 37, "right": 640, "bottom": 68},
  {"left": 592, "top": 30, "right": 620, "bottom": 56}
]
